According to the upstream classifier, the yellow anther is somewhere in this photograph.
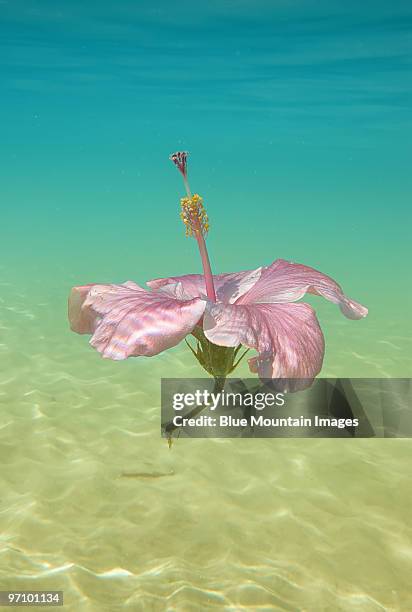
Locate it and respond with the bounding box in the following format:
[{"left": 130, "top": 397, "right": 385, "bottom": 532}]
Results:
[{"left": 180, "top": 193, "right": 209, "bottom": 238}]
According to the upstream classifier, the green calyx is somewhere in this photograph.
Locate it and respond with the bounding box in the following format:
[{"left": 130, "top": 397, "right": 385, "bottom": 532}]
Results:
[
  {"left": 164, "top": 328, "right": 249, "bottom": 446},
  {"left": 186, "top": 326, "right": 250, "bottom": 379}
]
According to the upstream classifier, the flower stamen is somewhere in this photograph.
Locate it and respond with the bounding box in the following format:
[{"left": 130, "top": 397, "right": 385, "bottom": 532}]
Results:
[
  {"left": 169, "top": 151, "right": 188, "bottom": 179},
  {"left": 169, "top": 151, "right": 191, "bottom": 196},
  {"left": 170, "top": 150, "right": 216, "bottom": 302},
  {"left": 180, "top": 194, "right": 209, "bottom": 238}
]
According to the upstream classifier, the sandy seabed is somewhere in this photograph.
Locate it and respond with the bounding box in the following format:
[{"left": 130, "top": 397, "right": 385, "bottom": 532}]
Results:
[{"left": 0, "top": 275, "right": 411, "bottom": 611}]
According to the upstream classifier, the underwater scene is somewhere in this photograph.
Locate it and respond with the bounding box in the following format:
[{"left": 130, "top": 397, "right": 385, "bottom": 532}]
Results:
[{"left": 1, "top": 0, "right": 412, "bottom": 610}]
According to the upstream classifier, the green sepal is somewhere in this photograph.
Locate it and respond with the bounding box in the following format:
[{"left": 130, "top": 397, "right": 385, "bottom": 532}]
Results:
[{"left": 187, "top": 327, "right": 250, "bottom": 378}]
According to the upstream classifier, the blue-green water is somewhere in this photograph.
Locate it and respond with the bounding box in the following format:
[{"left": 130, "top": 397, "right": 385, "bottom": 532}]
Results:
[{"left": 1, "top": 1, "right": 412, "bottom": 610}]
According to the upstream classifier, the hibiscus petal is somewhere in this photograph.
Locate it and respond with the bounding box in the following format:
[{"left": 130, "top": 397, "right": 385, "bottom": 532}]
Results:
[
  {"left": 147, "top": 267, "right": 262, "bottom": 304},
  {"left": 68, "top": 284, "right": 100, "bottom": 334},
  {"left": 147, "top": 274, "right": 206, "bottom": 298},
  {"left": 236, "top": 259, "right": 368, "bottom": 320},
  {"left": 203, "top": 301, "right": 324, "bottom": 388},
  {"left": 154, "top": 281, "right": 194, "bottom": 301},
  {"left": 69, "top": 281, "right": 205, "bottom": 360}
]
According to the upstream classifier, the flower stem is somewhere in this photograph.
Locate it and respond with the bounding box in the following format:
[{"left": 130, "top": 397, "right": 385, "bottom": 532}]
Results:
[{"left": 162, "top": 376, "right": 226, "bottom": 444}]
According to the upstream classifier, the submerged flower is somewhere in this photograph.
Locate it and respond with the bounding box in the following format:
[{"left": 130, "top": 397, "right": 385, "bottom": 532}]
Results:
[
  {"left": 68, "top": 152, "right": 368, "bottom": 390},
  {"left": 69, "top": 260, "right": 367, "bottom": 386}
]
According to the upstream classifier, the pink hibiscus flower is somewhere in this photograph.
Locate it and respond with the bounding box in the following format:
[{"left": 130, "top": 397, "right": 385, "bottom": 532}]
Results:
[{"left": 69, "top": 151, "right": 367, "bottom": 388}]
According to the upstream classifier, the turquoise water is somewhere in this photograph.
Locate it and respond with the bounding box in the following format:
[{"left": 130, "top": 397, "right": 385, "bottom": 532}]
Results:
[{"left": 1, "top": 1, "right": 412, "bottom": 610}]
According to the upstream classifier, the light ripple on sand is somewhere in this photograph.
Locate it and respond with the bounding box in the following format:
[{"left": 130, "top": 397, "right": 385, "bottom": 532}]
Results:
[{"left": 0, "top": 283, "right": 411, "bottom": 609}]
